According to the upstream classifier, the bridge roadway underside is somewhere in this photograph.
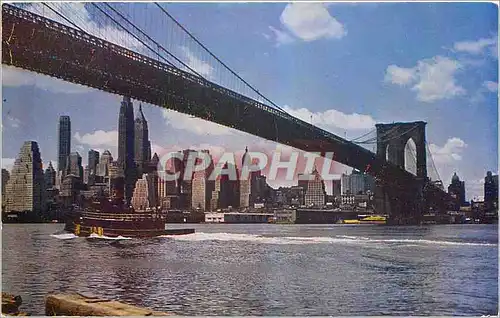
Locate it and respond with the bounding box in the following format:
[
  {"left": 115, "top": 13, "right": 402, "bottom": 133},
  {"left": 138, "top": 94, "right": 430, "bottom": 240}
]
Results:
[{"left": 2, "top": 5, "right": 447, "bottom": 222}]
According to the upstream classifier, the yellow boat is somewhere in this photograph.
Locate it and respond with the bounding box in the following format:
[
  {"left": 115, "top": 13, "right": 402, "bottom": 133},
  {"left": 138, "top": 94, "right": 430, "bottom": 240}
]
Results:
[
  {"left": 359, "top": 215, "right": 387, "bottom": 224},
  {"left": 342, "top": 219, "right": 361, "bottom": 224}
]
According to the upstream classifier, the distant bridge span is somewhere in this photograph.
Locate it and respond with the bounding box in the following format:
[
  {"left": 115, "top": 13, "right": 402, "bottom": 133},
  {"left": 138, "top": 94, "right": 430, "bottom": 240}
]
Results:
[{"left": 1, "top": 4, "right": 452, "bottom": 222}]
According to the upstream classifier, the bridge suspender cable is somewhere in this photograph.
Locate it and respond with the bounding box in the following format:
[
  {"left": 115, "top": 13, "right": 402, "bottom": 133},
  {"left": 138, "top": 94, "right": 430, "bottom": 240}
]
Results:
[
  {"left": 349, "top": 128, "right": 375, "bottom": 142},
  {"left": 426, "top": 142, "right": 441, "bottom": 182},
  {"left": 92, "top": 3, "right": 204, "bottom": 77},
  {"left": 154, "top": 2, "right": 288, "bottom": 114},
  {"left": 41, "top": 3, "right": 85, "bottom": 33}
]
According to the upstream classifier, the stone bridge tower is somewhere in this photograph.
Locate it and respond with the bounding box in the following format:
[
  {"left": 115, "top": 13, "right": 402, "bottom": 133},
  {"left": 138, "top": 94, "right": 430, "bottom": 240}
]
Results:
[
  {"left": 376, "top": 121, "right": 427, "bottom": 179},
  {"left": 374, "top": 121, "right": 428, "bottom": 224}
]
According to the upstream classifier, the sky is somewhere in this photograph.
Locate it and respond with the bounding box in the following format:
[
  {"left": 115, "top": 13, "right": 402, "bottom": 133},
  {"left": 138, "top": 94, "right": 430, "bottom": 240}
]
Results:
[{"left": 1, "top": 2, "right": 498, "bottom": 200}]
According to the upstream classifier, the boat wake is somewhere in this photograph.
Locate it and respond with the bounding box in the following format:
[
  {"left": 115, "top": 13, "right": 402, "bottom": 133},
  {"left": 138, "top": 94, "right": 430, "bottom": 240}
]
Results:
[
  {"left": 50, "top": 233, "right": 79, "bottom": 240},
  {"left": 163, "top": 232, "right": 497, "bottom": 247},
  {"left": 87, "top": 233, "right": 132, "bottom": 240},
  {"left": 50, "top": 233, "right": 132, "bottom": 240}
]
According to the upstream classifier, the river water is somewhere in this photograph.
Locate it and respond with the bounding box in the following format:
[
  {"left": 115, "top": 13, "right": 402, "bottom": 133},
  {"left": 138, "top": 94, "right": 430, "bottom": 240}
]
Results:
[{"left": 2, "top": 223, "right": 498, "bottom": 316}]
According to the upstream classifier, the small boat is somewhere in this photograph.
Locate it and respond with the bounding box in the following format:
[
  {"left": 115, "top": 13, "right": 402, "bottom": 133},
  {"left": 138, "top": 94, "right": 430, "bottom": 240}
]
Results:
[
  {"left": 359, "top": 215, "right": 387, "bottom": 225},
  {"left": 342, "top": 219, "right": 361, "bottom": 224}
]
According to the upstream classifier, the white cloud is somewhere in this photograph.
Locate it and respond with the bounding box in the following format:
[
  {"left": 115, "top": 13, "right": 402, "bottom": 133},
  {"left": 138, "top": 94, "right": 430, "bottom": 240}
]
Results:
[
  {"left": 3, "top": 113, "right": 21, "bottom": 129},
  {"left": 385, "top": 56, "right": 465, "bottom": 102},
  {"left": 483, "top": 81, "right": 498, "bottom": 93},
  {"left": 428, "top": 137, "right": 467, "bottom": 164},
  {"left": 268, "top": 26, "right": 295, "bottom": 46},
  {"left": 181, "top": 46, "right": 214, "bottom": 78},
  {"left": 2, "top": 65, "right": 92, "bottom": 94},
  {"left": 280, "top": 3, "right": 346, "bottom": 42},
  {"left": 74, "top": 130, "right": 118, "bottom": 148},
  {"left": 162, "top": 109, "right": 236, "bottom": 136},
  {"left": 2, "top": 158, "right": 16, "bottom": 171},
  {"left": 384, "top": 65, "right": 416, "bottom": 85},
  {"left": 453, "top": 36, "right": 497, "bottom": 56},
  {"left": 283, "top": 105, "right": 376, "bottom": 131}
]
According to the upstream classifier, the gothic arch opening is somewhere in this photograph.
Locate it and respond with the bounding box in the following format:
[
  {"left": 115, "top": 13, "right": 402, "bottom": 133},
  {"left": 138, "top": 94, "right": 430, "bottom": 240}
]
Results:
[
  {"left": 404, "top": 138, "right": 417, "bottom": 176},
  {"left": 385, "top": 144, "right": 391, "bottom": 162}
]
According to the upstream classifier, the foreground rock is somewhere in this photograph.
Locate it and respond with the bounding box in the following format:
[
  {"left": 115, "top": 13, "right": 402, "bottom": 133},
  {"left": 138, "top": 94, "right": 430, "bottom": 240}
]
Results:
[
  {"left": 45, "top": 293, "right": 171, "bottom": 316},
  {"left": 2, "top": 292, "right": 28, "bottom": 316}
]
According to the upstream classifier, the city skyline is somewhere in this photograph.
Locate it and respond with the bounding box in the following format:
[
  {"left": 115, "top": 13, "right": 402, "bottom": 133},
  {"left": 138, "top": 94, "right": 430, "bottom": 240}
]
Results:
[{"left": 2, "top": 2, "right": 498, "bottom": 199}]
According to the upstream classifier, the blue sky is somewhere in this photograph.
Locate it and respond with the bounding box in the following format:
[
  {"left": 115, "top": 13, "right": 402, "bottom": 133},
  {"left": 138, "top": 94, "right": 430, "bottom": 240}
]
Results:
[{"left": 2, "top": 2, "right": 498, "bottom": 199}]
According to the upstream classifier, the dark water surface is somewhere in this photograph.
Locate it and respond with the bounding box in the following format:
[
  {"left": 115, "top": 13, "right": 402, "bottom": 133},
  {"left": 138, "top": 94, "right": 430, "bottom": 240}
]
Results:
[{"left": 2, "top": 223, "right": 498, "bottom": 316}]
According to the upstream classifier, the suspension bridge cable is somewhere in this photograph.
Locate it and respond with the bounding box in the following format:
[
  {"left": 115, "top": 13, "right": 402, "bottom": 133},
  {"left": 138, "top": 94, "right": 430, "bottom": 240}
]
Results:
[
  {"left": 353, "top": 125, "right": 401, "bottom": 144},
  {"left": 350, "top": 128, "right": 376, "bottom": 142},
  {"left": 375, "top": 125, "right": 421, "bottom": 145},
  {"left": 426, "top": 142, "right": 441, "bottom": 181},
  {"left": 100, "top": 3, "right": 176, "bottom": 68},
  {"left": 154, "top": 2, "right": 287, "bottom": 113},
  {"left": 41, "top": 3, "right": 85, "bottom": 32},
  {"left": 93, "top": 2, "right": 199, "bottom": 74}
]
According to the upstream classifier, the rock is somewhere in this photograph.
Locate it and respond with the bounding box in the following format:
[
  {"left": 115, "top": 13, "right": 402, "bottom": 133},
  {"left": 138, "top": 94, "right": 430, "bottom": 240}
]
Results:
[
  {"left": 2, "top": 293, "right": 24, "bottom": 315},
  {"left": 45, "top": 293, "right": 171, "bottom": 316}
]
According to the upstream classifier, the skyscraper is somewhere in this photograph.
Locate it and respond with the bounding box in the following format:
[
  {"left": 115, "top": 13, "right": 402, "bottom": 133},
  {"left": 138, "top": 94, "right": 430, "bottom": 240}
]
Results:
[
  {"left": 88, "top": 149, "right": 100, "bottom": 175},
  {"left": 87, "top": 149, "right": 100, "bottom": 186},
  {"left": 341, "top": 169, "right": 375, "bottom": 195},
  {"left": 301, "top": 168, "right": 326, "bottom": 207},
  {"left": 58, "top": 116, "right": 71, "bottom": 173},
  {"left": 448, "top": 172, "right": 466, "bottom": 209},
  {"left": 67, "top": 152, "right": 84, "bottom": 180},
  {"left": 44, "top": 161, "right": 56, "bottom": 189},
  {"left": 191, "top": 150, "right": 214, "bottom": 211},
  {"left": 118, "top": 96, "right": 136, "bottom": 204},
  {"left": 97, "top": 150, "right": 113, "bottom": 177},
  {"left": 4, "top": 141, "right": 45, "bottom": 214},
  {"left": 131, "top": 174, "right": 157, "bottom": 211},
  {"left": 484, "top": 171, "right": 498, "bottom": 211},
  {"left": 240, "top": 147, "right": 251, "bottom": 208},
  {"left": 2, "top": 169, "right": 10, "bottom": 210},
  {"left": 134, "top": 104, "right": 151, "bottom": 176}
]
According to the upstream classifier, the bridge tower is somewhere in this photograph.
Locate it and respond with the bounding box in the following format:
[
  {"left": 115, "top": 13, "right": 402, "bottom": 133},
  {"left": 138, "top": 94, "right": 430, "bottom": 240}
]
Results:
[
  {"left": 374, "top": 121, "right": 428, "bottom": 224},
  {"left": 376, "top": 121, "right": 427, "bottom": 178}
]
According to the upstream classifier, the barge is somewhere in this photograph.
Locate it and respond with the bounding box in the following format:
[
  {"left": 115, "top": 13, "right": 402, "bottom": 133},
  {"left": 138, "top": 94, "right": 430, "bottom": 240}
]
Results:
[{"left": 64, "top": 189, "right": 194, "bottom": 238}]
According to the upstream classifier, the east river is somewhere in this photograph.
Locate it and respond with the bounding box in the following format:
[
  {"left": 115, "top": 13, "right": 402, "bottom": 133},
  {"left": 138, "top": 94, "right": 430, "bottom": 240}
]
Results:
[{"left": 2, "top": 223, "right": 498, "bottom": 316}]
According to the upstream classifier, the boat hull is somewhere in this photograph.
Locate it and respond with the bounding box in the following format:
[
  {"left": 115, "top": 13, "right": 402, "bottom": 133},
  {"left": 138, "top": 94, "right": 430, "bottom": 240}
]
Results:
[
  {"left": 71, "top": 224, "right": 195, "bottom": 238},
  {"left": 64, "top": 213, "right": 195, "bottom": 238}
]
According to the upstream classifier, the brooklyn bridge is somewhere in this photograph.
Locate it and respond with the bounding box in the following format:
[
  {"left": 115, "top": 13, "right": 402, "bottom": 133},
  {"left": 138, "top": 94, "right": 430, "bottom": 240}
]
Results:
[{"left": 2, "top": 3, "right": 455, "bottom": 224}]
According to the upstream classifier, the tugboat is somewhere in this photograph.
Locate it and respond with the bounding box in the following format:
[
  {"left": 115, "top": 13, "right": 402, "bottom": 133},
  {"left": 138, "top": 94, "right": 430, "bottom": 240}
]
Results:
[{"left": 64, "top": 187, "right": 194, "bottom": 238}]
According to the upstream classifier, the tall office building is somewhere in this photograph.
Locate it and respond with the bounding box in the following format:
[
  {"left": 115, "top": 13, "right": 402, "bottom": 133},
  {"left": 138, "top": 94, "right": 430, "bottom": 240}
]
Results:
[
  {"left": 97, "top": 150, "right": 113, "bottom": 177},
  {"left": 67, "top": 152, "right": 84, "bottom": 180},
  {"left": 191, "top": 150, "right": 214, "bottom": 211},
  {"left": 118, "top": 96, "right": 136, "bottom": 204},
  {"left": 88, "top": 150, "right": 100, "bottom": 175},
  {"left": 341, "top": 169, "right": 375, "bottom": 195},
  {"left": 300, "top": 168, "right": 326, "bottom": 207},
  {"left": 87, "top": 149, "right": 99, "bottom": 185},
  {"left": 484, "top": 171, "right": 498, "bottom": 211},
  {"left": 58, "top": 116, "right": 71, "bottom": 174},
  {"left": 212, "top": 162, "right": 240, "bottom": 210},
  {"left": 4, "top": 141, "right": 45, "bottom": 214},
  {"left": 2, "top": 169, "right": 10, "bottom": 210},
  {"left": 44, "top": 161, "right": 56, "bottom": 189},
  {"left": 134, "top": 104, "right": 151, "bottom": 176},
  {"left": 448, "top": 172, "right": 466, "bottom": 208},
  {"left": 131, "top": 174, "right": 157, "bottom": 211},
  {"left": 240, "top": 147, "right": 251, "bottom": 208}
]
